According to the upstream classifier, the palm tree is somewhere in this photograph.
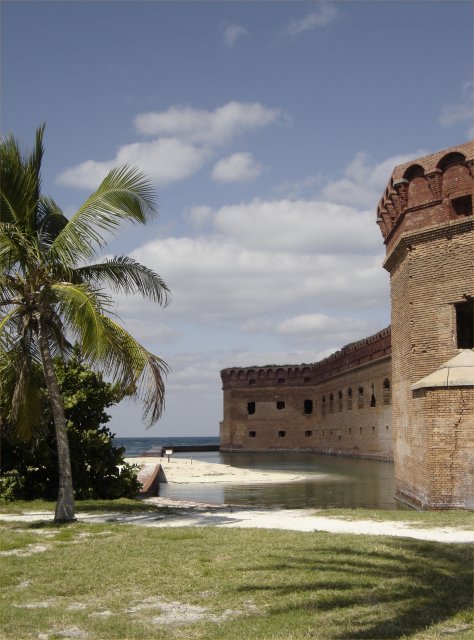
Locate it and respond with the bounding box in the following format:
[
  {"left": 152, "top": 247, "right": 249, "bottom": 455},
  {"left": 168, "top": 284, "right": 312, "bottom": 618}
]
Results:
[{"left": 0, "top": 125, "right": 170, "bottom": 523}]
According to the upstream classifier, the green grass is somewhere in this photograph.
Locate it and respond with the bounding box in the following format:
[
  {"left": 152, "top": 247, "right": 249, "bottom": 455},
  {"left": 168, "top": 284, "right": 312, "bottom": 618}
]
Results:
[
  {"left": 0, "top": 497, "right": 161, "bottom": 515},
  {"left": 0, "top": 520, "right": 472, "bottom": 639},
  {"left": 318, "top": 508, "right": 474, "bottom": 529}
]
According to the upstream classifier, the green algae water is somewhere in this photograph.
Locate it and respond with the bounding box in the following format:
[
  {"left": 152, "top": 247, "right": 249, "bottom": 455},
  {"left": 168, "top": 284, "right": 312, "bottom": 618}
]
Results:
[{"left": 116, "top": 439, "right": 407, "bottom": 510}]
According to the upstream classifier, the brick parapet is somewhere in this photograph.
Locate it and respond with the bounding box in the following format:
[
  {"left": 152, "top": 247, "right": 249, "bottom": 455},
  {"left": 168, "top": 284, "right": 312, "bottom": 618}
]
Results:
[
  {"left": 221, "top": 327, "right": 391, "bottom": 390},
  {"left": 376, "top": 141, "right": 473, "bottom": 254}
]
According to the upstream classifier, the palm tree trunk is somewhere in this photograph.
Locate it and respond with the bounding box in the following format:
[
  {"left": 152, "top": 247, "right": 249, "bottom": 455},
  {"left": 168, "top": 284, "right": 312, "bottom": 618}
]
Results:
[{"left": 38, "top": 320, "right": 76, "bottom": 523}]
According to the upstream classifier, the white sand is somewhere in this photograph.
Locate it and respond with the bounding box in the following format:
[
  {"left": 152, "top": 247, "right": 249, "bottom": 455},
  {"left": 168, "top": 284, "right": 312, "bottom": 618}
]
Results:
[
  {"left": 125, "top": 456, "right": 316, "bottom": 484},
  {"left": 1, "top": 506, "right": 472, "bottom": 543}
]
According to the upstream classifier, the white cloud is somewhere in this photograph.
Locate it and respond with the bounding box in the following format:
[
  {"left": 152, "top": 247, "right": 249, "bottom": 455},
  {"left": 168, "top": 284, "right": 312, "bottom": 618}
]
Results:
[
  {"left": 275, "top": 174, "right": 324, "bottom": 199},
  {"left": 277, "top": 313, "right": 372, "bottom": 347},
  {"left": 125, "top": 235, "right": 388, "bottom": 326},
  {"left": 57, "top": 138, "right": 210, "bottom": 190},
  {"left": 118, "top": 317, "right": 180, "bottom": 344},
  {"left": 133, "top": 101, "right": 287, "bottom": 145},
  {"left": 438, "top": 81, "right": 474, "bottom": 137},
  {"left": 221, "top": 23, "right": 248, "bottom": 47},
  {"left": 287, "top": 3, "right": 339, "bottom": 37},
  {"left": 320, "top": 150, "right": 426, "bottom": 208},
  {"left": 115, "top": 150, "right": 404, "bottom": 330},
  {"left": 58, "top": 101, "right": 287, "bottom": 190},
  {"left": 211, "top": 152, "right": 263, "bottom": 183},
  {"left": 213, "top": 198, "right": 380, "bottom": 253},
  {"left": 186, "top": 205, "right": 213, "bottom": 228},
  {"left": 57, "top": 160, "right": 113, "bottom": 190}
]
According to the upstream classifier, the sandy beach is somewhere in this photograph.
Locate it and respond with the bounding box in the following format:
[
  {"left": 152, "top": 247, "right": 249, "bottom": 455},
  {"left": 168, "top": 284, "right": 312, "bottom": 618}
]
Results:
[{"left": 125, "top": 456, "right": 314, "bottom": 484}]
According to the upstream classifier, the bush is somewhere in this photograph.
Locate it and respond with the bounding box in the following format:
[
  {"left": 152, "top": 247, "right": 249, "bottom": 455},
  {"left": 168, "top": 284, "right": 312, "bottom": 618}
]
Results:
[
  {"left": 0, "top": 470, "right": 26, "bottom": 502},
  {"left": 0, "top": 351, "right": 141, "bottom": 501}
]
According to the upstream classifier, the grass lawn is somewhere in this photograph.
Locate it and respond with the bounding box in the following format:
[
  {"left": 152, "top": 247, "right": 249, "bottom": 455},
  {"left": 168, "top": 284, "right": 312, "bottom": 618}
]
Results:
[
  {"left": 0, "top": 515, "right": 472, "bottom": 639},
  {"left": 318, "top": 508, "right": 474, "bottom": 530}
]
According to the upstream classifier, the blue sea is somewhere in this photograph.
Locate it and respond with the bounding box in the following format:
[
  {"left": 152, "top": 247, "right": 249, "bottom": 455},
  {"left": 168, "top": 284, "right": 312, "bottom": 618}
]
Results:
[
  {"left": 114, "top": 436, "right": 219, "bottom": 458},
  {"left": 113, "top": 436, "right": 407, "bottom": 511}
]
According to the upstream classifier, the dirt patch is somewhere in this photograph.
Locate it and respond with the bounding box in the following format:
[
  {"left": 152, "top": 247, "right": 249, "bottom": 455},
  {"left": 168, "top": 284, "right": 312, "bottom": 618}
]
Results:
[
  {"left": 126, "top": 595, "right": 251, "bottom": 626},
  {"left": 0, "top": 543, "right": 51, "bottom": 557},
  {"left": 14, "top": 600, "right": 52, "bottom": 609},
  {"left": 38, "top": 627, "right": 88, "bottom": 639}
]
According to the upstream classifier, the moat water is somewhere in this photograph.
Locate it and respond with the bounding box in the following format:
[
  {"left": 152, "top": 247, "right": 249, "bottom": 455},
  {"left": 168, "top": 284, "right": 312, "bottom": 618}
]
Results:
[{"left": 116, "top": 438, "right": 409, "bottom": 511}]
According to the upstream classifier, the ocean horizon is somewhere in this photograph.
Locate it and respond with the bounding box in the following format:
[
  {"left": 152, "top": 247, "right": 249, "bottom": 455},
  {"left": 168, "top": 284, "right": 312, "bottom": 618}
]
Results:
[{"left": 114, "top": 436, "right": 220, "bottom": 458}]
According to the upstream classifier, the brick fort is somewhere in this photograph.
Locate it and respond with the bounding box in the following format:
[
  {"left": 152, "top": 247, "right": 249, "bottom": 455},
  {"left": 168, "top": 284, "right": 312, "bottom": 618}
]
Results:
[{"left": 220, "top": 141, "right": 474, "bottom": 510}]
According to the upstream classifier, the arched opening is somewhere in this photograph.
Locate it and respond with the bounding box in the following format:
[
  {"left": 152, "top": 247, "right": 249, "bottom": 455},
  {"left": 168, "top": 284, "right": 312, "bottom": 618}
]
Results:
[
  {"left": 437, "top": 152, "right": 466, "bottom": 171},
  {"left": 403, "top": 164, "right": 424, "bottom": 181}
]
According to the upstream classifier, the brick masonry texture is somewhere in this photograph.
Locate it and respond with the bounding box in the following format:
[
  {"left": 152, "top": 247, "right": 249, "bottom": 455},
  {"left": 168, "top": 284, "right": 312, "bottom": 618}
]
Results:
[
  {"left": 221, "top": 329, "right": 392, "bottom": 460},
  {"left": 220, "top": 141, "right": 474, "bottom": 509},
  {"left": 384, "top": 141, "right": 474, "bottom": 510}
]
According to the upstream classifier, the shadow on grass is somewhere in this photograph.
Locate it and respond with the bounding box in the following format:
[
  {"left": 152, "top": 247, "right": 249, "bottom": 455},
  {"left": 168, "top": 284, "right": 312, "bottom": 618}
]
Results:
[
  {"left": 236, "top": 536, "right": 473, "bottom": 639},
  {"left": 74, "top": 499, "right": 163, "bottom": 514}
]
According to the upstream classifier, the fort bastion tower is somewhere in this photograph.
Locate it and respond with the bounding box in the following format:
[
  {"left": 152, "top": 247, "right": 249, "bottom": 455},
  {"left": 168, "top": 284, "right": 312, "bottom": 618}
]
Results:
[{"left": 377, "top": 141, "right": 474, "bottom": 509}]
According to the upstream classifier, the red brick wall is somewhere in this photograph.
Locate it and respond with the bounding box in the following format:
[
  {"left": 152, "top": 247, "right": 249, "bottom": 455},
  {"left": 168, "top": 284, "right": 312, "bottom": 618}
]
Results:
[{"left": 381, "top": 142, "right": 474, "bottom": 509}]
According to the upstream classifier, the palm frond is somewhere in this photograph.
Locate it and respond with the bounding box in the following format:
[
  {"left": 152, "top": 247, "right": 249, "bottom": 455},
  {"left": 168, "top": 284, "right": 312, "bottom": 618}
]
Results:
[
  {"left": 0, "top": 222, "right": 41, "bottom": 275},
  {"left": 0, "top": 307, "right": 22, "bottom": 343},
  {"left": 76, "top": 256, "right": 170, "bottom": 306},
  {"left": 0, "top": 337, "right": 46, "bottom": 440},
  {"left": 37, "top": 197, "right": 69, "bottom": 248},
  {"left": 49, "top": 166, "right": 157, "bottom": 266},
  {"left": 51, "top": 282, "right": 113, "bottom": 361},
  {"left": 0, "top": 126, "right": 44, "bottom": 233},
  {"left": 94, "top": 317, "right": 169, "bottom": 427}
]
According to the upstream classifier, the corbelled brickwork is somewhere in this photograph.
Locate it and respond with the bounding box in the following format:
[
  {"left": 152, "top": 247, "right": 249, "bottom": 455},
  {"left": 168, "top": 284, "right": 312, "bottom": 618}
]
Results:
[
  {"left": 220, "top": 141, "right": 474, "bottom": 509},
  {"left": 220, "top": 329, "right": 392, "bottom": 460}
]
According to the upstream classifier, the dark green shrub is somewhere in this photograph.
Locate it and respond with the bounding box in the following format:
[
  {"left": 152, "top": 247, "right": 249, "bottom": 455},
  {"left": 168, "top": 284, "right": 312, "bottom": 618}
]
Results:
[{"left": 0, "top": 351, "right": 141, "bottom": 501}]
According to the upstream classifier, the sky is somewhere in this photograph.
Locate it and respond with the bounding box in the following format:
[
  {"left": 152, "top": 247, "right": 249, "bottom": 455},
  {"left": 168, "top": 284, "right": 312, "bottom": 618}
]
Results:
[{"left": 1, "top": 1, "right": 473, "bottom": 438}]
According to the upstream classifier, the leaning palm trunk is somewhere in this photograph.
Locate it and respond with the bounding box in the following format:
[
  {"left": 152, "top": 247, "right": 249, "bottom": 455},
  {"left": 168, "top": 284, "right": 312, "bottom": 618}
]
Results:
[{"left": 38, "top": 319, "right": 75, "bottom": 522}]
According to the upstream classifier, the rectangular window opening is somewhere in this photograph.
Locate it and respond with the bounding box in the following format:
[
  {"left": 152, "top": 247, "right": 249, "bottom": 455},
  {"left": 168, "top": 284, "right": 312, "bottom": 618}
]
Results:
[
  {"left": 276, "top": 400, "right": 285, "bottom": 410},
  {"left": 452, "top": 195, "right": 472, "bottom": 216},
  {"left": 455, "top": 299, "right": 474, "bottom": 348},
  {"left": 304, "top": 430, "right": 312, "bottom": 437},
  {"left": 247, "top": 401, "right": 256, "bottom": 415},
  {"left": 278, "top": 430, "right": 286, "bottom": 438},
  {"left": 303, "top": 399, "right": 313, "bottom": 415}
]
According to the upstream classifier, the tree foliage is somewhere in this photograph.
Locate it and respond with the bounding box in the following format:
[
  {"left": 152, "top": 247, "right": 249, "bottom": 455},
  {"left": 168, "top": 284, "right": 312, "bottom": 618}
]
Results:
[
  {"left": 0, "top": 352, "right": 140, "bottom": 501},
  {"left": 0, "top": 126, "right": 169, "bottom": 521}
]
